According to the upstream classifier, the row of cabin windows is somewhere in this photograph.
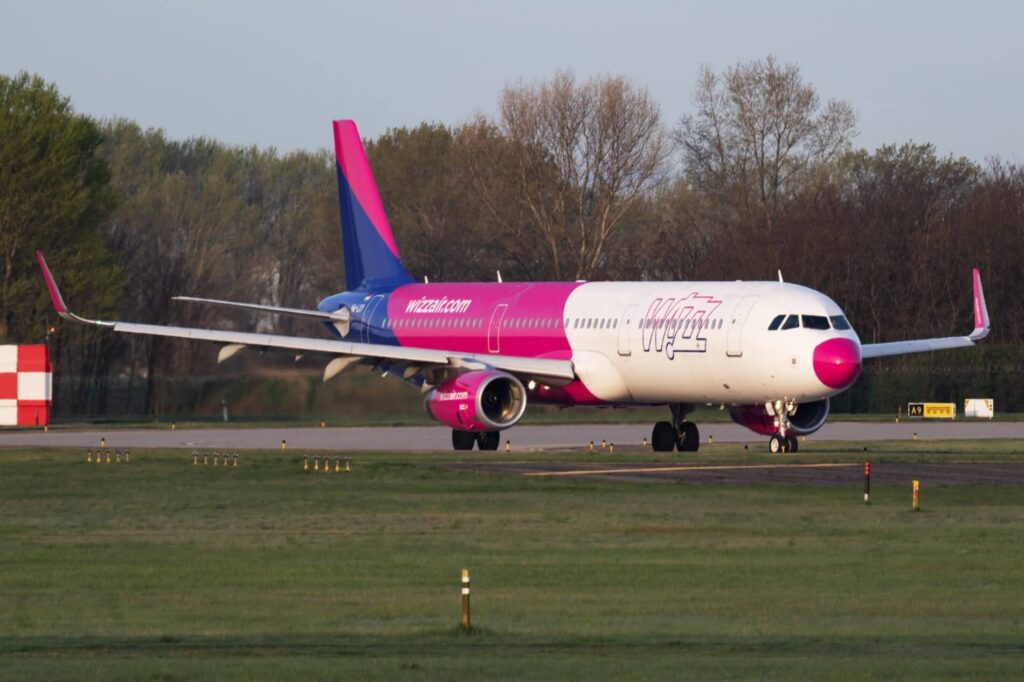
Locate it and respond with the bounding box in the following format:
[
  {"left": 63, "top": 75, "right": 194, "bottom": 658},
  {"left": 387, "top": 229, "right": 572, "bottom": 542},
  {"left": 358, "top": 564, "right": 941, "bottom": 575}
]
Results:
[
  {"left": 767, "top": 314, "right": 852, "bottom": 331},
  {"left": 640, "top": 317, "right": 723, "bottom": 331},
  {"left": 375, "top": 316, "right": 724, "bottom": 332}
]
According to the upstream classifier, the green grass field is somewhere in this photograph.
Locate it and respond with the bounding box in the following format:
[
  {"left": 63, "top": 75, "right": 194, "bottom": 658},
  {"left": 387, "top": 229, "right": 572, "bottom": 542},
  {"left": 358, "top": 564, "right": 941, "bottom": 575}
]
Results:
[{"left": 1, "top": 442, "right": 1022, "bottom": 680}]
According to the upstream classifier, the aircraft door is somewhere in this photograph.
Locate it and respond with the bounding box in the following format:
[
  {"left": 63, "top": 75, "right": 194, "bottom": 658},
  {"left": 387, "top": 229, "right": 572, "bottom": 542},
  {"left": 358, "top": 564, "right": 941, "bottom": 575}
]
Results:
[
  {"left": 618, "top": 304, "right": 638, "bottom": 356},
  {"left": 487, "top": 304, "right": 508, "bottom": 353},
  {"left": 361, "top": 295, "right": 385, "bottom": 343},
  {"left": 726, "top": 296, "right": 759, "bottom": 357}
]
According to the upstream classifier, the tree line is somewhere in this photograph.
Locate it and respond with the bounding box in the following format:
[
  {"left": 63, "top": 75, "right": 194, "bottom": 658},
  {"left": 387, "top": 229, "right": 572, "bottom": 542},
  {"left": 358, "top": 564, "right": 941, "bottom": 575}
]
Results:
[{"left": 1, "top": 58, "right": 1022, "bottom": 418}]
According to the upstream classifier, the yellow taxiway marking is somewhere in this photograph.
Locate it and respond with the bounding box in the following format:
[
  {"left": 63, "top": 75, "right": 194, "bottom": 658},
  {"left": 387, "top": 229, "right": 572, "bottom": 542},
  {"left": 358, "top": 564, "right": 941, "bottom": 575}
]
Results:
[{"left": 524, "top": 462, "right": 860, "bottom": 477}]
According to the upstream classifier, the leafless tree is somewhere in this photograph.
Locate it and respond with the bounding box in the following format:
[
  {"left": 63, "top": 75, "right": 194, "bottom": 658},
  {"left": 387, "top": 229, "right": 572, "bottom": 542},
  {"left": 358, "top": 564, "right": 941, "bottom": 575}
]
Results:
[
  {"left": 677, "top": 56, "right": 857, "bottom": 233},
  {"left": 497, "top": 72, "right": 671, "bottom": 279}
]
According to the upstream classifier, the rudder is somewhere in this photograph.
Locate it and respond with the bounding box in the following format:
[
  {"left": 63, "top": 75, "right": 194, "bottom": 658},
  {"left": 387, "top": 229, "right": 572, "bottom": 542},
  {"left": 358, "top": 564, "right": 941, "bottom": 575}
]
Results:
[{"left": 333, "top": 120, "right": 412, "bottom": 291}]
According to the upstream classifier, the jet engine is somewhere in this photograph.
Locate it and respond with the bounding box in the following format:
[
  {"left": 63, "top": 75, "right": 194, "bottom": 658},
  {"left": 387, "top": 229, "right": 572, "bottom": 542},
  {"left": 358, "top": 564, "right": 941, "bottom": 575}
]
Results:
[
  {"left": 728, "top": 399, "right": 830, "bottom": 436},
  {"left": 425, "top": 370, "right": 527, "bottom": 432}
]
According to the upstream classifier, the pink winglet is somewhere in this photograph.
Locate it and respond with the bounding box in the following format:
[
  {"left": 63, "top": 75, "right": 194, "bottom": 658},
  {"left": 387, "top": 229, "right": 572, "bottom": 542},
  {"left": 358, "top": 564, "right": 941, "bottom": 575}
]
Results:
[
  {"left": 35, "top": 251, "right": 67, "bottom": 315},
  {"left": 332, "top": 120, "right": 400, "bottom": 259},
  {"left": 972, "top": 268, "right": 986, "bottom": 330}
]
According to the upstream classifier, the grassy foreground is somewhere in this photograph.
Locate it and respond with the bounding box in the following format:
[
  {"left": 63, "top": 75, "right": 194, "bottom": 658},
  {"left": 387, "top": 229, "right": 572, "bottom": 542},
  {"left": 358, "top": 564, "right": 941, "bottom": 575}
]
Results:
[{"left": 1, "top": 444, "right": 1022, "bottom": 680}]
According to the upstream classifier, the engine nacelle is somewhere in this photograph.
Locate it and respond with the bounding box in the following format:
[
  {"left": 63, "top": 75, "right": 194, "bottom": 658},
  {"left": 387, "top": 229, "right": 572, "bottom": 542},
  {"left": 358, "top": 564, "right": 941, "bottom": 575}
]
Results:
[
  {"left": 728, "top": 399, "right": 830, "bottom": 437},
  {"left": 425, "top": 370, "right": 527, "bottom": 432}
]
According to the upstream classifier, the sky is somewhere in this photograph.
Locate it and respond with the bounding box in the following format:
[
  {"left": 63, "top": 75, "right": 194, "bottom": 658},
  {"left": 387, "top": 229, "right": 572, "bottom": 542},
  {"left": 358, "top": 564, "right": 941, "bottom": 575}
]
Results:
[{"left": 2, "top": 0, "right": 1022, "bottom": 162}]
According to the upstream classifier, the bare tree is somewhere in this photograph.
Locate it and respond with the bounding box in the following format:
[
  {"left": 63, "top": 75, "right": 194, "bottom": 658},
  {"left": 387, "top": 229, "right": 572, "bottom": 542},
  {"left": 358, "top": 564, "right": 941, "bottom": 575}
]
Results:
[
  {"left": 677, "top": 56, "right": 857, "bottom": 231},
  {"left": 497, "top": 72, "right": 671, "bottom": 280}
]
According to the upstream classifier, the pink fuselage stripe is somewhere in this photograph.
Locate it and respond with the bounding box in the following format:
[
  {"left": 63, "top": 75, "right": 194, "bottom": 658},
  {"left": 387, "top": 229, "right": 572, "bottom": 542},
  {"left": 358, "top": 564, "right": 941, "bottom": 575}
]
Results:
[
  {"left": 387, "top": 281, "right": 602, "bottom": 405},
  {"left": 333, "top": 121, "right": 400, "bottom": 259}
]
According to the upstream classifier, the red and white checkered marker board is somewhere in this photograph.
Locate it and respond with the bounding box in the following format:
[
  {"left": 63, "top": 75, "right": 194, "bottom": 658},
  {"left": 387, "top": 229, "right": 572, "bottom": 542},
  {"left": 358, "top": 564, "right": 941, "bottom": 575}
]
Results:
[{"left": 0, "top": 345, "right": 52, "bottom": 426}]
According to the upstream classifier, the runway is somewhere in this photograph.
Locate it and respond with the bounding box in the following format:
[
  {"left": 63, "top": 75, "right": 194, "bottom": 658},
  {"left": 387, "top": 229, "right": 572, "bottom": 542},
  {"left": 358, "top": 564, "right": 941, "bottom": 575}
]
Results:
[{"left": 0, "top": 420, "right": 1020, "bottom": 451}]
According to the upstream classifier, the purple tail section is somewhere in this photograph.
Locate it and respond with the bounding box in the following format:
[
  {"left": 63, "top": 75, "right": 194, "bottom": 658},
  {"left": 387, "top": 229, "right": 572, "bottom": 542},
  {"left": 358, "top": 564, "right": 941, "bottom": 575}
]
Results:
[{"left": 333, "top": 120, "right": 412, "bottom": 291}]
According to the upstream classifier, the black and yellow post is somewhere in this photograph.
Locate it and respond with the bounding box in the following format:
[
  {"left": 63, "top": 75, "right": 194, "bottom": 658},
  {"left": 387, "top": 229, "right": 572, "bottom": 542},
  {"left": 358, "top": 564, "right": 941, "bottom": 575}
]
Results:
[
  {"left": 314, "top": 456, "right": 320, "bottom": 472},
  {"left": 863, "top": 461, "right": 871, "bottom": 503},
  {"left": 87, "top": 449, "right": 92, "bottom": 463},
  {"left": 303, "top": 455, "right": 309, "bottom": 471},
  {"left": 460, "top": 569, "right": 471, "bottom": 631},
  {"left": 913, "top": 480, "right": 920, "bottom": 511}
]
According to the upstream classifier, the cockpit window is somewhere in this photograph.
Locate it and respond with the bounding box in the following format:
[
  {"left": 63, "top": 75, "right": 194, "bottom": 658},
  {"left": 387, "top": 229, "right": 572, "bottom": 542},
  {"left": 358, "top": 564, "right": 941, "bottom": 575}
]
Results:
[
  {"left": 802, "top": 315, "right": 830, "bottom": 330},
  {"left": 768, "top": 314, "right": 785, "bottom": 331},
  {"left": 780, "top": 314, "right": 800, "bottom": 330},
  {"left": 830, "top": 315, "right": 851, "bottom": 330}
]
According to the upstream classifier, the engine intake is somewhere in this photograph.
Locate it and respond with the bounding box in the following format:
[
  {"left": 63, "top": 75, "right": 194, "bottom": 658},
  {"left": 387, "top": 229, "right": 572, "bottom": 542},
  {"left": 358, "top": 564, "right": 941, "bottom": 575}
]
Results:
[
  {"left": 728, "top": 399, "right": 830, "bottom": 436},
  {"left": 425, "top": 370, "right": 527, "bottom": 432}
]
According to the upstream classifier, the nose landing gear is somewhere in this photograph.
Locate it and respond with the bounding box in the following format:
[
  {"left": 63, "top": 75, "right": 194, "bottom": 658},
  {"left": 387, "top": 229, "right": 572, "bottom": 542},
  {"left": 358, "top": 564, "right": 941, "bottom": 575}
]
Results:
[{"left": 766, "top": 400, "right": 799, "bottom": 453}]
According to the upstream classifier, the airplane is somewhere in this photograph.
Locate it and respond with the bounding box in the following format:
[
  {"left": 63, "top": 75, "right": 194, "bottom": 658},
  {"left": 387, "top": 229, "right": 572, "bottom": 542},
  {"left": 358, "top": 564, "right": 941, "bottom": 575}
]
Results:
[{"left": 36, "top": 119, "right": 991, "bottom": 453}]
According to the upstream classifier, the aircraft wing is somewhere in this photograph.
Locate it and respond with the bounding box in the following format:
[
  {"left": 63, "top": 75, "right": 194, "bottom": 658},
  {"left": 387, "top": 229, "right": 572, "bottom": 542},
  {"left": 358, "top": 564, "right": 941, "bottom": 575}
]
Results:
[
  {"left": 172, "top": 295, "right": 350, "bottom": 323},
  {"left": 860, "top": 269, "right": 990, "bottom": 360},
  {"left": 36, "top": 252, "right": 575, "bottom": 386}
]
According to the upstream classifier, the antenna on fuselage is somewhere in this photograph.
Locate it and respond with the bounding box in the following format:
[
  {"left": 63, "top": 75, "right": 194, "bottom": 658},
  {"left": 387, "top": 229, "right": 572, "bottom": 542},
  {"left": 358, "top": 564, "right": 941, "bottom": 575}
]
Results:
[
  {"left": 777, "top": 270, "right": 784, "bottom": 283},
  {"left": 424, "top": 275, "right": 429, "bottom": 283},
  {"left": 496, "top": 270, "right": 503, "bottom": 283}
]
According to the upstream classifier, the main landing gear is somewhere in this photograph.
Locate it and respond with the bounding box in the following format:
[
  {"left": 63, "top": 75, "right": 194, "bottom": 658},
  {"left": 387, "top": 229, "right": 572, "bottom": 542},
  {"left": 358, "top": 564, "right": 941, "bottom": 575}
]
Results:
[
  {"left": 452, "top": 430, "right": 500, "bottom": 451},
  {"left": 651, "top": 403, "right": 700, "bottom": 452},
  {"left": 766, "top": 400, "right": 799, "bottom": 454}
]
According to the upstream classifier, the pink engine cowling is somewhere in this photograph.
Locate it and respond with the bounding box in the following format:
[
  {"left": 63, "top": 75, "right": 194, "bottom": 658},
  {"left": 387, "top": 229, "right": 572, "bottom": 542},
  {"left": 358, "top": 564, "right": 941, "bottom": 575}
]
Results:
[
  {"left": 728, "top": 399, "right": 830, "bottom": 436},
  {"left": 425, "top": 370, "right": 527, "bottom": 432}
]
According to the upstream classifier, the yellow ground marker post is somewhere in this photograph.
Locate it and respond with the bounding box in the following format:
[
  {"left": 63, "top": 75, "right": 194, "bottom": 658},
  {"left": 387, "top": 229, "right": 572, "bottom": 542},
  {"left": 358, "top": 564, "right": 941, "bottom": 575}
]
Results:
[
  {"left": 320, "top": 420, "right": 325, "bottom": 429},
  {"left": 314, "top": 456, "right": 320, "bottom": 472},
  {"left": 334, "top": 457, "right": 340, "bottom": 473},
  {"left": 233, "top": 453, "right": 238, "bottom": 467},
  {"left": 100, "top": 437, "right": 106, "bottom": 449},
  {"left": 609, "top": 443, "right": 614, "bottom": 454},
  {"left": 115, "top": 450, "right": 121, "bottom": 463},
  {"left": 281, "top": 439, "right": 287, "bottom": 450},
  {"left": 460, "top": 569, "right": 471, "bottom": 631},
  {"left": 505, "top": 440, "right": 511, "bottom": 452},
  {"left": 642, "top": 437, "right": 648, "bottom": 447},
  {"left": 86, "top": 450, "right": 92, "bottom": 463},
  {"left": 913, "top": 480, "right": 920, "bottom": 511},
  {"left": 171, "top": 422, "right": 176, "bottom": 431},
  {"left": 105, "top": 450, "right": 111, "bottom": 464},
  {"left": 345, "top": 457, "right": 352, "bottom": 472},
  {"left": 125, "top": 450, "right": 130, "bottom": 462},
  {"left": 192, "top": 452, "right": 198, "bottom": 465},
  {"left": 303, "top": 456, "right": 309, "bottom": 471},
  {"left": 589, "top": 441, "right": 594, "bottom": 452},
  {"left": 601, "top": 439, "right": 607, "bottom": 449},
  {"left": 203, "top": 453, "right": 209, "bottom": 465}
]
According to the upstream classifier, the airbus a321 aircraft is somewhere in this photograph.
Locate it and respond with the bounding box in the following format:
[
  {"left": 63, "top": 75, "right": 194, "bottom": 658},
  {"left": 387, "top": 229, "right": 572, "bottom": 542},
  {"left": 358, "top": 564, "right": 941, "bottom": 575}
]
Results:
[{"left": 37, "top": 120, "right": 991, "bottom": 453}]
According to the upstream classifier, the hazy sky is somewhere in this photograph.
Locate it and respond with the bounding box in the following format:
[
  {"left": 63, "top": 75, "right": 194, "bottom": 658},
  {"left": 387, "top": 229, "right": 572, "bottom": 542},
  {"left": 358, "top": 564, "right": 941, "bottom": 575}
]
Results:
[{"left": 2, "top": 0, "right": 1021, "bottom": 161}]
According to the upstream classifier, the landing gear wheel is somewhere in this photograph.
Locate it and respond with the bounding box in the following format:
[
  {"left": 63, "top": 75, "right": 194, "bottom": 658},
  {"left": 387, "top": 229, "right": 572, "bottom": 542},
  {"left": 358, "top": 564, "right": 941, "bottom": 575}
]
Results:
[
  {"left": 652, "top": 421, "right": 676, "bottom": 452},
  {"left": 785, "top": 435, "right": 799, "bottom": 453},
  {"left": 769, "top": 435, "right": 785, "bottom": 454},
  {"left": 452, "top": 430, "right": 477, "bottom": 451},
  {"left": 677, "top": 422, "right": 700, "bottom": 452},
  {"left": 477, "top": 431, "right": 500, "bottom": 451}
]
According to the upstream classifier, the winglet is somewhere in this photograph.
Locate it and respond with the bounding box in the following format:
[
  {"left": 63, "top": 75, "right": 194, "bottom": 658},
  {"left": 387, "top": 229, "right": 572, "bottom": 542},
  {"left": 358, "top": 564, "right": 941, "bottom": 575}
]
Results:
[
  {"left": 36, "top": 251, "right": 69, "bottom": 318},
  {"left": 970, "top": 268, "right": 990, "bottom": 341},
  {"left": 35, "top": 251, "right": 113, "bottom": 327}
]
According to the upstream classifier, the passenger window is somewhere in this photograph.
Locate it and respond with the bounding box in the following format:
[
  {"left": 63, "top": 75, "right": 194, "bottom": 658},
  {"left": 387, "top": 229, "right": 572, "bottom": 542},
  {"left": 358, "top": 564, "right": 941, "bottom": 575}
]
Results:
[
  {"left": 781, "top": 315, "right": 799, "bottom": 330},
  {"left": 768, "top": 314, "right": 785, "bottom": 331},
  {"left": 802, "top": 315, "right": 830, "bottom": 330},
  {"left": 830, "top": 315, "right": 852, "bottom": 330}
]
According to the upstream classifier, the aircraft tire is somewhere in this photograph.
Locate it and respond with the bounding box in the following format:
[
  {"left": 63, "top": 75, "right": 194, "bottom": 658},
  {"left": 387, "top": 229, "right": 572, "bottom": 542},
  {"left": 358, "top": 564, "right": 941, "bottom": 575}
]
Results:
[
  {"left": 477, "top": 431, "right": 500, "bottom": 451},
  {"left": 452, "top": 430, "right": 477, "bottom": 451},
  {"left": 769, "top": 435, "right": 785, "bottom": 454},
  {"left": 785, "top": 435, "right": 799, "bottom": 453},
  {"left": 652, "top": 421, "right": 676, "bottom": 452},
  {"left": 678, "top": 422, "right": 700, "bottom": 452}
]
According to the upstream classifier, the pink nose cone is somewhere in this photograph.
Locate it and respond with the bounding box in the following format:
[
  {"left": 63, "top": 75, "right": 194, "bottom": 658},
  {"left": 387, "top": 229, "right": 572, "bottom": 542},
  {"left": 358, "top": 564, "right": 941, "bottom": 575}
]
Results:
[{"left": 813, "top": 338, "right": 862, "bottom": 389}]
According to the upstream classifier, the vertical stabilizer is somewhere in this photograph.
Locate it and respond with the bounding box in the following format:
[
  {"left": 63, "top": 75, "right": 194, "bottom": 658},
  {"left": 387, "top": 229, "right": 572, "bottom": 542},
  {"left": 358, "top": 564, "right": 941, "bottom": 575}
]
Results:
[{"left": 333, "top": 120, "right": 413, "bottom": 291}]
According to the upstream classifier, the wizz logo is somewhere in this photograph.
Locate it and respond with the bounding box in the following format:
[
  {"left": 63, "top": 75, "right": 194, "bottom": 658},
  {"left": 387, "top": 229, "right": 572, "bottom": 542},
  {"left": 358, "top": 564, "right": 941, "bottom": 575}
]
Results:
[{"left": 641, "top": 293, "right": 722, "bottom": 359}]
